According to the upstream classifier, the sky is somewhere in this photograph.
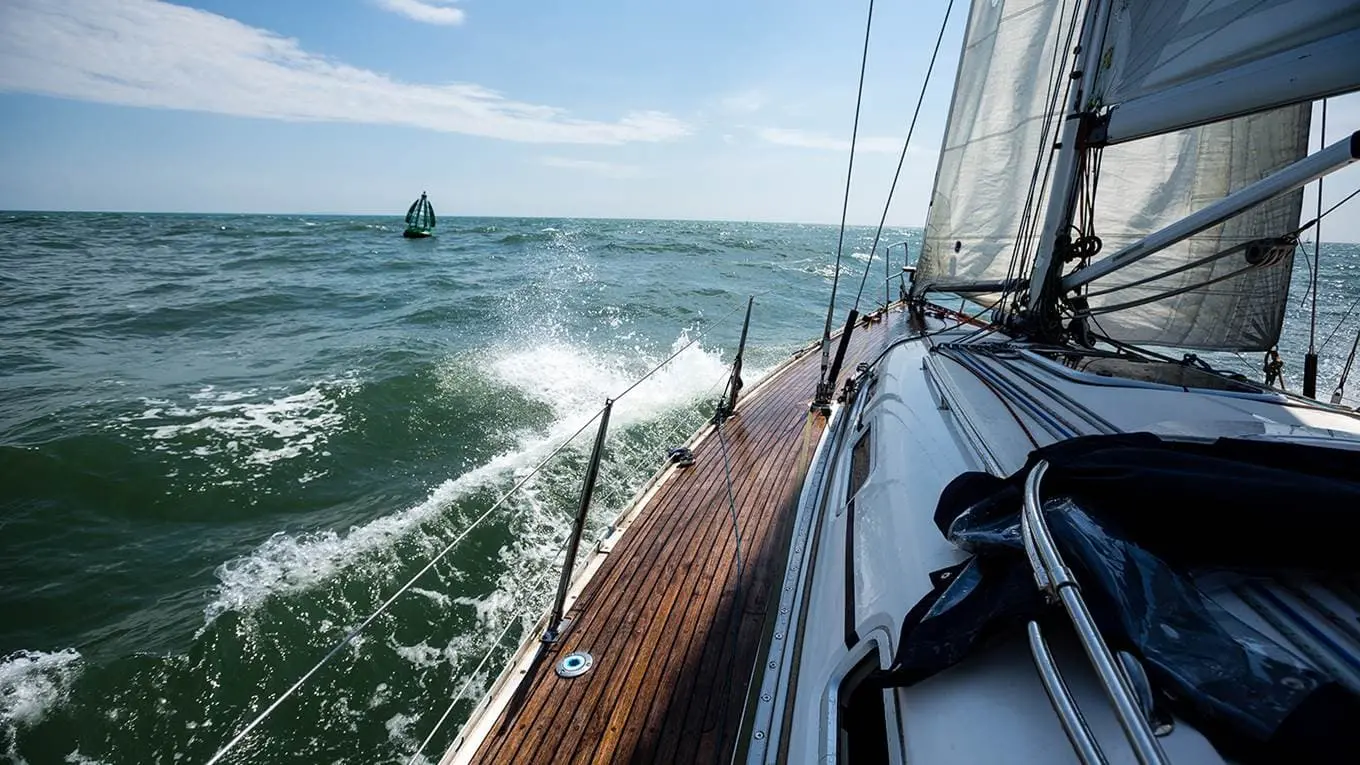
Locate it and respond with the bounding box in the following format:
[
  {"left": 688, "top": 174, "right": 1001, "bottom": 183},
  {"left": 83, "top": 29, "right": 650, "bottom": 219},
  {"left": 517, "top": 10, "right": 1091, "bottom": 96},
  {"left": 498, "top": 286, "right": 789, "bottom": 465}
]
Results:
[{"left": 0, "top": 0, "right": 1357, "bottom": 238}]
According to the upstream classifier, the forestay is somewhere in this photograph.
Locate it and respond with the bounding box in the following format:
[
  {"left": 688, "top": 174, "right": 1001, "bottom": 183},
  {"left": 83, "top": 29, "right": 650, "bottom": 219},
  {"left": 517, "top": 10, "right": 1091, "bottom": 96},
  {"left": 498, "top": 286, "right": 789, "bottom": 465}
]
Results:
[{"left": 914, "top": 0, "right": 1083, "bottom": 301}]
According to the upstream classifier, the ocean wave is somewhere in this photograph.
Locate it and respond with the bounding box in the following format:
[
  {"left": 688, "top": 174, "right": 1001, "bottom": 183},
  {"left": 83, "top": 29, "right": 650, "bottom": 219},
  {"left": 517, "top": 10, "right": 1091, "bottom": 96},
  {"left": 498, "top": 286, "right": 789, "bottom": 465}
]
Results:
[
  {"left": 0, "top": 649, "right": 83, "bottom": 755},
  {"left": 111, "top": 379, "right": 356, "bottom": 485},
  {"left": 202, "top": 332, "right": 730, "bottom": 622}
]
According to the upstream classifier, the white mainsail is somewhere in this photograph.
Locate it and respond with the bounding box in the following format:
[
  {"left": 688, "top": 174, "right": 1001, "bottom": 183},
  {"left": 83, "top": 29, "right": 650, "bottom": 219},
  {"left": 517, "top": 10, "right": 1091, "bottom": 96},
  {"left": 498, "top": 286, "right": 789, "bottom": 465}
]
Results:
[
  {"left": 916, "top": 0, "right": 1352, "bottom": 351},
  {"left": 914, "top": 0, "right": 1083, "bottom": 299},
  {"left": 1059, "top": 0, "right": 1345, "bottom": 351},
  {"left": 1094, "top": 0, "right": 1360, "bottom": 144},
  {"left": 1075, "top": 106, "right": 1311, "bottom": 350}
]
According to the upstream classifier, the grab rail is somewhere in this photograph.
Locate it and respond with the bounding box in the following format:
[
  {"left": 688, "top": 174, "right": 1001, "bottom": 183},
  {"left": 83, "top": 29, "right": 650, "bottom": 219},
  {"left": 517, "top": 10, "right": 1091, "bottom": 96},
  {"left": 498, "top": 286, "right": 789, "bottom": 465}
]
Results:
[{"left": 1021, "top": 461, "right": 1169, "bottom": 765}]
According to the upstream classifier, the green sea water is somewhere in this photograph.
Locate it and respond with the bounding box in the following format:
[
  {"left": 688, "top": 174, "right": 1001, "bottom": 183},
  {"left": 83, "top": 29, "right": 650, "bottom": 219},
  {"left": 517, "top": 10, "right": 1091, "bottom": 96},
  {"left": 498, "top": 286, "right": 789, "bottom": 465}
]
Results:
[{"left": 1, "top": 212, "right": 1356, "bottom": 763}]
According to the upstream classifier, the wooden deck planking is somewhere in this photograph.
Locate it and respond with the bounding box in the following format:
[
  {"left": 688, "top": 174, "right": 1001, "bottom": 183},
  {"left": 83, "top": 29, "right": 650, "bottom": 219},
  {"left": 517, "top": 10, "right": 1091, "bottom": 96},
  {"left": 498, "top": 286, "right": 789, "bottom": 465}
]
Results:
[{"left": 465, "top": 311, "right": 897, "bottom": 765}]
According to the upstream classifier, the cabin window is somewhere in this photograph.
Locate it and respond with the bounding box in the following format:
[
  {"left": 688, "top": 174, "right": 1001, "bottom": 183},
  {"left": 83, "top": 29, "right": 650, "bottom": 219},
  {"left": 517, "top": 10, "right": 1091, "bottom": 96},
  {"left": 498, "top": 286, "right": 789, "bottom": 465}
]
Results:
[
  {"left": 848, "top": 429, "right": 871, "bottom": 499},
  {"left": 837, "top": 652, "right": 890, "bottom": 764}
]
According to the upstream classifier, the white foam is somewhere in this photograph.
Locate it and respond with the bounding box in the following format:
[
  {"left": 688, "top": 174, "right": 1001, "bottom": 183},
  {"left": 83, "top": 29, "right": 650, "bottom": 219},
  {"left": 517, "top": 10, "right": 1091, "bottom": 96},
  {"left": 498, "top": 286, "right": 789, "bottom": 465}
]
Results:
[
  {"left": 386, "top": 712, "right": 425, "bottom": 763},
  {"left": 409, "top": 587, "right": 451, "bottom": 608},
  {"left": 204, "top": 334, "right": 729, "bottom": 622},
  {"left": 390, "top": 641, "right": 445, "bottom": 670},
  {"left": 114, "top": 380, "right": 354, "bottom": 478},
  {"left": 0, "top": 649, "right": 83, "bottom": 743}
]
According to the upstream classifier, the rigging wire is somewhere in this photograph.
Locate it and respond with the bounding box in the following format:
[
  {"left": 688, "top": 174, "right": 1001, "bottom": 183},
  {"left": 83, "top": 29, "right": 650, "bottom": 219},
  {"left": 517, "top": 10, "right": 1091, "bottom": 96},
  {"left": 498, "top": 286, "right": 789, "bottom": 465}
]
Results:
[
  {"left": 1309, "top": 100, "right": 1327, "bottom": 354},
  {"left": 204, "top": 293, "right": 755, "bottom": 765},
  {"left": 851, "top": 0, "right": 956, "bottom": 311},
  {"left": 406, "top": 542, "right": 570, "bottom": 764},
  {"left": 820, "top": 0, "right": 876, "bottom": 392},
  {"left": 998, "top": 0, "right": 1086, "bottom": 314}
]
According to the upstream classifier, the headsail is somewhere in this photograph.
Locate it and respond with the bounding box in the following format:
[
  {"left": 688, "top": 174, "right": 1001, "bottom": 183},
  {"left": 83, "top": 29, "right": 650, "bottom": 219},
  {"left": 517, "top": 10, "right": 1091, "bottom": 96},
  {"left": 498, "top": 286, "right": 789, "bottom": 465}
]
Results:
[
  {"left": 914, "top": 0, "right": 1085, "bottom": 302},
  {"left": 1093, "top": 0, "right": 1360, "bottom": 145}
]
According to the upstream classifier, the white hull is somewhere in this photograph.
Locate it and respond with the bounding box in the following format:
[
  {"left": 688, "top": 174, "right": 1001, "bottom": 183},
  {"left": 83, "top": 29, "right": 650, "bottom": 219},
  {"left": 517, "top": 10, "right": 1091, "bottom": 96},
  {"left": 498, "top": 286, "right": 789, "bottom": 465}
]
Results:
[{"left": 754, "top": 310, "right": 1360, "bottom": 764}]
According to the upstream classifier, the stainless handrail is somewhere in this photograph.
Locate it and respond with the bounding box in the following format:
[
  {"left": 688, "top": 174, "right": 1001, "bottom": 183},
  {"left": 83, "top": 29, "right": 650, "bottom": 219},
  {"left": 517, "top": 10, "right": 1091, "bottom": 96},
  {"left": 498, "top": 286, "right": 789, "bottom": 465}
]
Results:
[
  {"left": 1028, "top": 622, "right": 1106, "bottom": 765},
  {"left": 1021, "top": 460, "right": 1169, "bottom": 765}
]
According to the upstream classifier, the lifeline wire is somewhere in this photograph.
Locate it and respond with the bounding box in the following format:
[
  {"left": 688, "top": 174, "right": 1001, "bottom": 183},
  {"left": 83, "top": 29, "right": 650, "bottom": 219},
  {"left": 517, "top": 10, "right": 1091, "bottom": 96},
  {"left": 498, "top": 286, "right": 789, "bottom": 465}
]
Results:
[
  {"left": 407, "top": 541, "right": 569, "bottom": 764},
  {"left": 820, "top": 0, "right": 876, "bottom": 391},
  {"left": 206, "top": 294, "right": 755, "bottom": 764},
  {"left": 852, "top": 0, "right": 956, "bottom": 311},
  {"left": 204, "top": 410, "right": 604, "bottom": 765},
  {"left": 710, "top": 419, "right": 746, "bottom": 757}
]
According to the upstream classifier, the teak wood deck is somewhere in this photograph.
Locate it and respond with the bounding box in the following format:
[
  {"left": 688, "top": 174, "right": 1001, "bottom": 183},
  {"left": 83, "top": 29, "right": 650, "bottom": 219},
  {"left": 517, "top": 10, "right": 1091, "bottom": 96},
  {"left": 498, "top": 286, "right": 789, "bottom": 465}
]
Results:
[{"left": 457, "top": 309, "right": 899, "bottom": 765}]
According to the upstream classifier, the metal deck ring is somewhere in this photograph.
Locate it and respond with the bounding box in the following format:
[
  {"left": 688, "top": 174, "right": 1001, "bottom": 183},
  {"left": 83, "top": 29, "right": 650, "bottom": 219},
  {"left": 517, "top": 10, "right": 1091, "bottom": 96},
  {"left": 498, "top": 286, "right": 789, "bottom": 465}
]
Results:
[{"left": 555, "top": 651, "right": 594, "bottom": 678}]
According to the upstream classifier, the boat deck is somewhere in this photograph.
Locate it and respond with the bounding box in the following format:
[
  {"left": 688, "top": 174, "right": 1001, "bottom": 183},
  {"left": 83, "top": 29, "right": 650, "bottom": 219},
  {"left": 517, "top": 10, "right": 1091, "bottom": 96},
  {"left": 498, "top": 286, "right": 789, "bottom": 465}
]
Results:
[{"left": 454, "top": 309, "right": 900, "bottom": 765}]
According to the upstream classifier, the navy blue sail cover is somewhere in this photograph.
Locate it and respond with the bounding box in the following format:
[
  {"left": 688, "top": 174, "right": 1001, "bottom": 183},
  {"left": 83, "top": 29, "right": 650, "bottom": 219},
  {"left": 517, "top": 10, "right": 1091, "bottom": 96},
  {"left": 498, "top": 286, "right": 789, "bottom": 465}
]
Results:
[{"left": 883, "top": 433, "right": 1360, "bottom": 764}]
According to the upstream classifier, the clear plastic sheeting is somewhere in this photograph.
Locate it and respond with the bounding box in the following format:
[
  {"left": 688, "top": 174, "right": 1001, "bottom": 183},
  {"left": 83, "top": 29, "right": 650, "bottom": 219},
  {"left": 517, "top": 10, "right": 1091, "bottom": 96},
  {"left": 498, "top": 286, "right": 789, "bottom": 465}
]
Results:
[
  {"left": 882, "top": 433, "right": 1360, "bottom": 764},
  {"left": 914, "top": 0, "right": 1080, "bottom": 301}
]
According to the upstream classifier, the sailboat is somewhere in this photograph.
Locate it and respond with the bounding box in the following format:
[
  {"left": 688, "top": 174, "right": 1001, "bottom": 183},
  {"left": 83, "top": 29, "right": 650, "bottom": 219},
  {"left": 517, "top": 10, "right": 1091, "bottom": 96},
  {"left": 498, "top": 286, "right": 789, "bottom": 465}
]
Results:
[
  {"left": 404, "top": 191, "right": 436, "bottom": 238},
  {"left": 431, "top": 1, "right": 1360, "bottom": 762},
  {"left": 202, "top": 2, "right": 1360, "bottom": 763}
]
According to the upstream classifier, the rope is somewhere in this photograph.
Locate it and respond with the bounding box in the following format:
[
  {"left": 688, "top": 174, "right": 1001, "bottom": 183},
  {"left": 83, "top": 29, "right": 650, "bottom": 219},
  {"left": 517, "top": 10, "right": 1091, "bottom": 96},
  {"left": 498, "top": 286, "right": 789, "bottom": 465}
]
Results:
[
  {"left": 851, "top": 0, "right": 956, "bottom": 311},
  {"left": 1078, "top": 181, "right": 1360, "bottom": 309},
  {"left": 819, "top": 0, "right": 876, "bottom": 391},
  {"left": 1000, "top": 0, "right": 1085, "bottom": 313},
  {"left": 206, "top": 294, "right": 755, "bottom": 764}
]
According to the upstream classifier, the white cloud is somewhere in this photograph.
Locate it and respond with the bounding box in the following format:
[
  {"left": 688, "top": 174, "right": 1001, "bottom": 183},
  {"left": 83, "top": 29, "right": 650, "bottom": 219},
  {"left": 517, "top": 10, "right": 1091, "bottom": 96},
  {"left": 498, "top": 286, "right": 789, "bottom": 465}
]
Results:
[
  {"left": 719, "top": 90, "right": 767, "bottom": 114},
  {"left": 0, "top": 0, "right": 689, "bottom": 145},
  {"left": 540, "top": 157, "right": 641, "bottom": 179},
  {"left": 754, "top": 127, "right": 904, "bottom": 154},
  {"left": 375, "top": 0, "right": 465, "bottom": 26}
]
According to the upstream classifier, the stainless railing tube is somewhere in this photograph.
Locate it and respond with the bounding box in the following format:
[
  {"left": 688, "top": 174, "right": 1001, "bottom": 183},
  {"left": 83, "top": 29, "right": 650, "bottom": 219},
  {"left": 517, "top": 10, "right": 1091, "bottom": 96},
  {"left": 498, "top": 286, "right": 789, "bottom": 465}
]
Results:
[{"left": 1022, "top": 460, "right": 1169, "bottom": 765}]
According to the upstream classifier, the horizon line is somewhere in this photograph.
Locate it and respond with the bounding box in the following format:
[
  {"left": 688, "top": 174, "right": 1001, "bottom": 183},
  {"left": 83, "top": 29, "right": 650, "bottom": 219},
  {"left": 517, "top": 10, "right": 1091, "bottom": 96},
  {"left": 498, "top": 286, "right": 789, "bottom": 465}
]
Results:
[{"left": 0, "top": 208, "right": 929, "bottom": 230}]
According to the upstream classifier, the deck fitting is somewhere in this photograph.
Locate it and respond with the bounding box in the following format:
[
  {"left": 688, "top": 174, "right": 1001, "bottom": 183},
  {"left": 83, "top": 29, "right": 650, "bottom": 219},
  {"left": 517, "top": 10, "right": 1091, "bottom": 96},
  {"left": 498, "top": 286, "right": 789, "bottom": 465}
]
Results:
[{"left": 555, "top": 651, "right": 594, "bottom": 678}]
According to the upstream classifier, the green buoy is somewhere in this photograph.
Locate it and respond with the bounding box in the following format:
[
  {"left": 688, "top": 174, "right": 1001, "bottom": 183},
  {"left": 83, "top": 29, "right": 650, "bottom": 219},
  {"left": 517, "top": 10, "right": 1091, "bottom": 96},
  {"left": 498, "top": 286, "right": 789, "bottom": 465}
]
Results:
[{"left": 403, "top": 191, "right": 435, "bottom": 238}]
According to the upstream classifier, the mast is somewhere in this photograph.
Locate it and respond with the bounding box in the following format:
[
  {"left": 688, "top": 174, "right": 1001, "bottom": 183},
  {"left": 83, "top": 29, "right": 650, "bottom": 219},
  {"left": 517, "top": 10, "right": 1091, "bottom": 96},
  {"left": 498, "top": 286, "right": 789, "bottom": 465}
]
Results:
[{"left": 1023, "top": 0, "right": 1110, "bottom": 325}]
